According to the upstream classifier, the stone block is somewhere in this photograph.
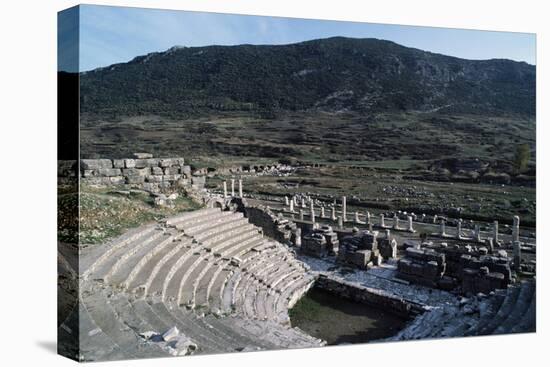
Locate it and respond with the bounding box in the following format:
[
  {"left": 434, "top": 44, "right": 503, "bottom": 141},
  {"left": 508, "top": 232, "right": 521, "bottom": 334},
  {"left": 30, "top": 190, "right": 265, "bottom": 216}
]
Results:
[
  {"left": 97, "top": 168, "right": 122, "bottom": 177},
  {"left": 151, "top": 166, "right": 163, "bottom": 175},
  {"left": 80, "top": 159, "right": 112, "bottom": 170},
  {"left": 126, "top": 176, "right": 145, "bottom": 184},
  {"left": 181, "top": 165, "right": 192, "bottom": 176},
  {"left": 123, "top": 168, "right": 150, "bottom": 176},
  {"left": 134, "top": 159, "right": 159, "bottom": 168},
  {"left": 159, "top": 158, "right": 175, "bottom": 167},
  {"left": 164, "top": 167, "right": 180, "bottom": 175},
  {"left": 124, "top": 159, "right": 136, "bottom": 168},
  {"left": 112, "top": 159, "right": 125, "bottom": 168},
  {"left": 82, "top": 170, "right": 95, "bottom": 177},
  {"left": 109, "top": 176, "right": 125, "bottom": 185},
  {"left": 146, "top": 175, "right": 163, "bottom": 183}
]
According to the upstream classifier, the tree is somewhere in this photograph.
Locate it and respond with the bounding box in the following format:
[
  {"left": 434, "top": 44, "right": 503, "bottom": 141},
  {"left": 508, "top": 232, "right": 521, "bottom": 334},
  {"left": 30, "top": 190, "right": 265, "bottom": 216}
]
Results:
[{"left": 514, "top": 144, "right": 531, "bottom": 173}]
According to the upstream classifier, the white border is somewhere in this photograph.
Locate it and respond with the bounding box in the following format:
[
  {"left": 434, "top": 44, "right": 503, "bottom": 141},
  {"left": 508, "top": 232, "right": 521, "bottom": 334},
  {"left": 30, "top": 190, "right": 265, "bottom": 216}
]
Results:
[{"left": 0, "top": 1, "right": 547, "bottom": 366}]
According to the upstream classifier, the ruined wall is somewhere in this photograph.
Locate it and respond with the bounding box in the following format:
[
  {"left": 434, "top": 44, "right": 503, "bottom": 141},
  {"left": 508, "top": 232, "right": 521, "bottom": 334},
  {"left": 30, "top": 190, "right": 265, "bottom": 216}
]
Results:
[
  {"left": 315, "top": 274, "right": 422, "bottom": 317},
  {"left": 56, "top": 156, "right": 210, "bottom": 192},
  {"left": 243, "top": 205, "right": 295, "bottom": 244}
]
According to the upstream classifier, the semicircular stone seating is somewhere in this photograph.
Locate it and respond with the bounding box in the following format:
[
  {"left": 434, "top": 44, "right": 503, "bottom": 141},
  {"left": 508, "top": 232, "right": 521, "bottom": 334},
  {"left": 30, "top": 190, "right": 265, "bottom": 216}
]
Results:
[{"left": 74, "top": 207, "right": 324, "bottom": 361}]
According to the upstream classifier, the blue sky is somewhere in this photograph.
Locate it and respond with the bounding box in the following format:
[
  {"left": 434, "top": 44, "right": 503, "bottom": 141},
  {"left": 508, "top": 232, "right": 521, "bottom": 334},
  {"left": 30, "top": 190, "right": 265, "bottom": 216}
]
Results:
[{"left": 58, "top": 4, "right": 536, "bottom": 72}]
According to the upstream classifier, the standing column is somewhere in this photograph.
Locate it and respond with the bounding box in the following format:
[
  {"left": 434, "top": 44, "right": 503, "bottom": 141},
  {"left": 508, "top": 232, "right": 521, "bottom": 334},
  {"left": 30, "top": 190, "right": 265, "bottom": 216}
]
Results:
[
  {"left": 355, "top": 211, "right": 360, "bottom": 224},
  {"left": 512, "top": 215, "right": 520, "bottom": 243},
  {"left": 331, "top": 207, "right": 337, "bottom": 221},
  {"left": 513, "top": 239, "right": 522, "bottom": 272},
  {"left": 320, "top": 206, "right": 325, "bottom": 218},
  {"left": 299, "top": 209, "right": 304, "bottom": 221},
  {"left": 223, "top": 181, "right": 228, "bottom": 198},
  {"left": 285, "top": 196, "right": 289, "bottom": 206},
  {"left": 338, "top": 216, "right": 343, "bottom": 229},
  {"left": 393, "top": 214, "right": 400, "bottom": 230},
  {"left": 407, "top": 216, "right": 414, "bottom": 232},
  {"left": 439, "top": 219, "right": 446, "bottom": 236},
  {"left": 238, "top": 179, "right": 243, "bottom": 198},
  {"left": 342, "top": 196, "right": 347, "bottom": 222},
  {"left": 365, "top": 211, "right": 371, "bottom": 225},
  {"left": 230, "top": 179, "right": 235, "bottom": 196},
  {"left": 456, "top": 219, "right": 462, "bottom": 239},
  {"left": 379, "top": 214, "right": 385, "bottom": 228},
  {"left": 474, "top": 224, "right": 481, "bottom": 242},
  {"left": 493, "top": 220, "right": 499, "bottom": 244},
  {"left": 310, "top": 201, "right": 316, "bottom": 224},
  {"left": 289, "top": 199, "right": 294, "bottom": 212}
]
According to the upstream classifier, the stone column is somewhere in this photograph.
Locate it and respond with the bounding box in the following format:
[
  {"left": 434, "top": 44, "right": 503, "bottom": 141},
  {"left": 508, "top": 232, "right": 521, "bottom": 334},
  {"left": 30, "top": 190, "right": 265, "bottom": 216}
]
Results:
[
  {"left": 293, "top": 196, "right": 298, "bottom": 206},
  {"left": 223, "top": 181, "right": 227, "bottom": 198},
  {"left": 290, "top": 199, "right": 294, "bottom": 212},
  {"left": 342, "top": 196, "right": 347, "bottom": 222},
  {"left": 331, "top": 207, "right": 337, "bottom": 221},
  {"left": 439, "top": 219, "right": 446, "bottom": 236},
  {"left": 407, "top": 216, "right": 414, "bottom": 232},
  {"left": 512, "top": 215, "right": 520, "bottom": 243},
  {"left": 238, "top": 179, "right": 243, "bottom": 198},
  {"left": 299, "top": 209, "right": 304, "bottom": 221},
  {"left": 393, "top": 214, "right": 400, "bottom": 230},
  {"left": 456, "top": 219, "right": 462, "bottom": 239},
  {"left": 493, "top": 220, "right": 499, "bottom": 244},
  {"left": 433, "top": 215, "right": 438, "bottom": 224},
  {"left": 320, "top": 206, "right": 325, "bottom": 218},
  {"left": 355, "top": 211, "right": 360, "bottom": 224},
  {"left": 285, "top": 196, "right": 289, "bottom": 206},
  {"left": 301, "top": 197, "right": 306, "bottom": 208},
  {"left": 385, "top": 229, "right": 391, "bottom": 239},
  {"left": 294, "top": 228, "right": 302, "bottom": 248},
  {"left": 379, "top": 214, "right": 385, "bottom": 228},
  {"left": 474, "top": 224, "right": 481, "bottom": 242},
  {"left": 310, "top": 202, "right": 316, "bottom": 224},
  {"left": 230, "top": 179, "right": 235, "bottom": 196},
  {"left": 338, "top": 216, "right": 343, "bottom": 229},
  {"left": 485, "top": 238, "right": 494, "bottom": 254},
  {"left": 513, "top": 240, "right": 522, "bottom": 272},
  {"left": 365, "top": 211, "right": 371, "bottom": 225}
]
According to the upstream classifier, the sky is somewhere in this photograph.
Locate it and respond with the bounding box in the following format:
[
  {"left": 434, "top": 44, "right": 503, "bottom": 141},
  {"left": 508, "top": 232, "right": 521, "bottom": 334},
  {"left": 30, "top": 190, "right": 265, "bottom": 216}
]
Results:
[{"left": 58, "top": 4, "right": 536, "bottom": 72}]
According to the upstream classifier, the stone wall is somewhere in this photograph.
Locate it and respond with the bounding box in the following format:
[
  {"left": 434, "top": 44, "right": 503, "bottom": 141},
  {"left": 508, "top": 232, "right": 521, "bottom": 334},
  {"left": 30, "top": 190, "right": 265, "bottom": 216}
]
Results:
[
  {"left": 57, "top": 155, "right": 207, "bottom": 192},
  {"left": 242, "top": 203, "right": 296, "bottom": 244},
  {"left": 315, "top": 274, "right": 421, "bottom": 317}
]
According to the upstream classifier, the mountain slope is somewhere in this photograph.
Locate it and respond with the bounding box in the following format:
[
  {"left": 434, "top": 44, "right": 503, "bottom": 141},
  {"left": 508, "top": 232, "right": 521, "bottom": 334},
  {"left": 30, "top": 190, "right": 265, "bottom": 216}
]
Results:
[{"left": 79, "top": 37, "right": 535, "bottom": 117}]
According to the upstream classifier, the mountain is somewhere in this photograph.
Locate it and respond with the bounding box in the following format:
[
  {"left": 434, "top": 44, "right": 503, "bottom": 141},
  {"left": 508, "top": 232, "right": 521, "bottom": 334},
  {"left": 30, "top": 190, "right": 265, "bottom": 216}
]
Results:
[{"left": 79, "top": 37, "right": 535, "bottom": 117}]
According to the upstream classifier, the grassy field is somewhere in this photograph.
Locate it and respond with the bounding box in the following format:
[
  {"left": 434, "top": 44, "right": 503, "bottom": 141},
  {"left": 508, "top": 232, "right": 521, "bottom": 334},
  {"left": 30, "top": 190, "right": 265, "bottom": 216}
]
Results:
[{"left": 58, "top": 185, "right": 203, "bottom": 245}]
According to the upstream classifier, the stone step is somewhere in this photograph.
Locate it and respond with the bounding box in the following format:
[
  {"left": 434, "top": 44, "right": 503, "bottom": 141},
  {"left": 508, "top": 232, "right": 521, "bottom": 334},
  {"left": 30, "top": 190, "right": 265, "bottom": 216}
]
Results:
[
  {"left": 157, "top": 301, "right": 231, "bottom": 354},
  {"left": 144, "top": 241, "right": 197, "bottom": 297},
  {"left": 194, "top": 218, "right": 251, "bottom": 243},
  {"left": 82, "top": 288, "right": 167, "bottom": 358},
  {"left": 78, "top": 302, "right": 123, "bottom": 361},
  {"left": 162, "top": 251, "right": 204, "bottom": 302},
  {"left": 179, "top": 211, "right": 243, "bottom": 235},
  {"left": 89, "top": 229, "right": 165, "bottom": 282},
  {"left": 108, "top": 230, "right": 182, "bottom": 288},
  {"left": 127, "top": 237, "right": 191, "bottom": 293},
  {"left": 476, "top": 285, "right": 522, "bottom": 335},
  {"left": 81, "top": 224, "right": 158, "bottom": 278},
  {"left": 205, "top": 267, "right": 233, "bottom": 313},
  {"left": 511, "top": 287, "right": 536, "bottom": 333},
  {"left": 493, "top": 281, "right": 536, "bottom": 335},
  {"left": 217, "top": 235, "right": 265, "bottom": 260},
  {"left": 200, "top": 314, "right": 278, "bottom": 350},
  {"left": 207, "top": 226, "right": 261, "bottom": 253},
  {"left": 179, "top": 255, "right": 215, "bottom": 307},
  {"left": 165, "top": 208, "right": 221, "bottom": 227},
  {"left": 193, "top": 260, "right": 228, "bottom": 308}
]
